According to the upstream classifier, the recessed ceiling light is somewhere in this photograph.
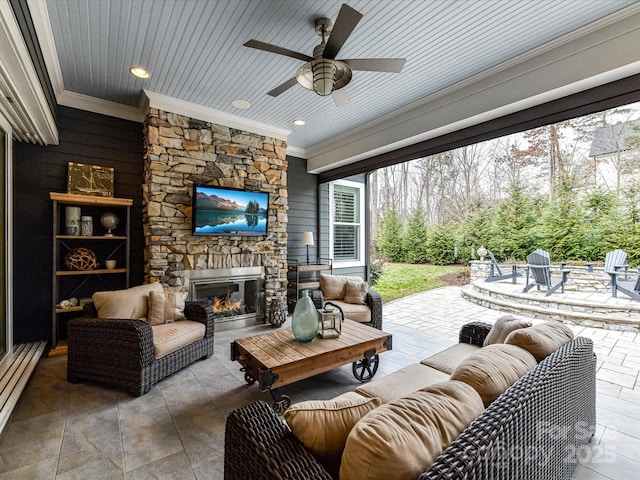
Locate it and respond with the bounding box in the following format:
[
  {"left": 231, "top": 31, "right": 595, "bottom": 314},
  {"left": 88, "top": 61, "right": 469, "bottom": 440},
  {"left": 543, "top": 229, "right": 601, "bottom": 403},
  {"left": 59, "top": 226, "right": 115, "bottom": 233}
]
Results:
[
  {"left": 129, "top": 66, "right": 150, "bottom": 79},
  {"left": 232, "top": 99, "right": 251, "bottom": 109},
  {"left": 293, "top": 119, "right": 306, "bottom": 126}
]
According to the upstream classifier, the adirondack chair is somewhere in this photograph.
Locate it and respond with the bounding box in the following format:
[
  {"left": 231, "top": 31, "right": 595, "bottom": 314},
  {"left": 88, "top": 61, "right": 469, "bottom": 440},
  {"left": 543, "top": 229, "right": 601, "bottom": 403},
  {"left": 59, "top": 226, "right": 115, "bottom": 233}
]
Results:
[
  {"left": 522, "top": 249, "right": 571, "bottom": 296},
  {"left": 485, "top": 251, "right": 522, "bottom": 284},
  {"left": 604, "top": 249, "right": 640, "bottom": 301}
]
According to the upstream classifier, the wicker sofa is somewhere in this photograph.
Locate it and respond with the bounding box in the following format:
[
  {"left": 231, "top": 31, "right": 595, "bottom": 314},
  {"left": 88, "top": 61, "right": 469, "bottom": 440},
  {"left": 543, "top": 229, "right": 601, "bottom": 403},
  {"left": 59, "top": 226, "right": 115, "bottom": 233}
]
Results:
[
  {"left": 67, "top": 293, "right": 215, "bottom": 396},
  {"left": 224, "top": 321, "right": 596, "bottom": 480}
]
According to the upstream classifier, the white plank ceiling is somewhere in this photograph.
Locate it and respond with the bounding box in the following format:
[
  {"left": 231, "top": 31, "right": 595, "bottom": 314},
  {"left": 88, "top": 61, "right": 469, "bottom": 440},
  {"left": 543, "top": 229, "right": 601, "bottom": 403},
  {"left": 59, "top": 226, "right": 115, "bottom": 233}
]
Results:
[{"left": 42, "top": 0, "right": 637, "bottom": 154}]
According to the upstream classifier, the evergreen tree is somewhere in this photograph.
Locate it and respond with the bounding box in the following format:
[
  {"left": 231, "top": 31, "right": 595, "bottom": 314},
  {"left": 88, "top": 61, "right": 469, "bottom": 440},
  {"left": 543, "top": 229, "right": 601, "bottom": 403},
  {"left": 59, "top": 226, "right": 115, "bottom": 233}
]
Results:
[
  {"left": 490, "top": 185, "right": 540, "bottom": 261},
  {"left": 538, "top": 192, "right": 585, "bottom": 261},
  {"left": 376, "top": 209, "right": 405, "bottom": 262},
  {"left": 403, "top": 207, "right": 429, "bottom": 263},
  {"left": 426, "top": 224, "right": 457, "bottom": 265},
  {"left": 461, "top": 196, "right": 494, "bottom": 258},
  {"left": 613, "top": 186, "right": 640, "bottom": 264},
  {"left": 581, "top": 189, "right": 621, "bottom": 261}
]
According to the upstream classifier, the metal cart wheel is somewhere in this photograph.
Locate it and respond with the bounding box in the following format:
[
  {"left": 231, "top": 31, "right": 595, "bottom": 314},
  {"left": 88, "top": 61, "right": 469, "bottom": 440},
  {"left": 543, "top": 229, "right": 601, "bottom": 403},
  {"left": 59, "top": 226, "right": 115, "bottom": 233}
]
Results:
[{"left": 352, "top": 354, "right": 379, "bottom": 383}]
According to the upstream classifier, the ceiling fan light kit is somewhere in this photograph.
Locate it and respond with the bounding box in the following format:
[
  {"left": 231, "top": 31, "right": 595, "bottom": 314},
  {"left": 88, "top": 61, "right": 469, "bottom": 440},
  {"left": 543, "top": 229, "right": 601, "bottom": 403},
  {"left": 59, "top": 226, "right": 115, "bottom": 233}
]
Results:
[
  {"left": 244, "top": 3, "right": 405, "bottom": 106},
  {"left": 296, "top": 59, "right": 352, "bottom": 96}
]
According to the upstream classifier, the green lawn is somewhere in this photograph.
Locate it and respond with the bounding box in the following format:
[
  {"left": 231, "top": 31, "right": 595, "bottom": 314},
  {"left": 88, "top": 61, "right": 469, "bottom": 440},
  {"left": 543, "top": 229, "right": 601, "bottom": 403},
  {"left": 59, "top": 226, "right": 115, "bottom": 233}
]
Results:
[{"left": 373, "top": 263, "right": 467, "bottom": 302}]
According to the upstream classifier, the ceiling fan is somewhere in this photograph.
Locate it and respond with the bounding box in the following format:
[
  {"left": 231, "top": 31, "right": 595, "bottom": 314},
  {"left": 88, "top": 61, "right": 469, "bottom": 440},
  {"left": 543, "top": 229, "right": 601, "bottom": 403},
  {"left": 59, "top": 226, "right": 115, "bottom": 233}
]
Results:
[{"left": 244, "top": 3, "right": 406, "bottom": 106}]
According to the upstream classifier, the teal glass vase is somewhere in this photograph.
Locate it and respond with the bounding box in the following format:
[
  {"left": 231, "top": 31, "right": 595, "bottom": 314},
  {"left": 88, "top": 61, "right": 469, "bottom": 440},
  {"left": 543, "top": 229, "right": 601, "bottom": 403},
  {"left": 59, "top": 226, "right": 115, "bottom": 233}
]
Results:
[{"left": 292, "top": 290, "right": 319, "bottom": 342}]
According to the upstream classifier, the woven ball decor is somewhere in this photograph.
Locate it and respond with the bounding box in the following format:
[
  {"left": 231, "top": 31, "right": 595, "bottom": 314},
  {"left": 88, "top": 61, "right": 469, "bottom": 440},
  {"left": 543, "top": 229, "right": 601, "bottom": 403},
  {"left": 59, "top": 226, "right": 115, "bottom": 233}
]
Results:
[{"left": 64, "top": 247, "right": 98, "bottom": 271}]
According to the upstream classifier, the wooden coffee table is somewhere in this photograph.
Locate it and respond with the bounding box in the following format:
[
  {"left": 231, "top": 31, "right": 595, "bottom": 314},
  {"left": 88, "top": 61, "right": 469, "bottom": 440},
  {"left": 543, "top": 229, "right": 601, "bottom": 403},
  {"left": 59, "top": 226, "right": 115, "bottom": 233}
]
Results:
[{"left": 231, "top": 320, "right": 393, "bottom": 412}]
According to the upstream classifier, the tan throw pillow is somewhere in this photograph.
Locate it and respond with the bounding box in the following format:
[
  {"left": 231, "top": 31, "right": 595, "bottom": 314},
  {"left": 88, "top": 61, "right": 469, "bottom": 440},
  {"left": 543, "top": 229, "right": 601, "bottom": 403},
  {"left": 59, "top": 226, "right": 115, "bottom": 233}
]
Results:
[
  {"left": 284, "top": 394, "right": 382, "bottom": 478},
  {"left": 450, "top": 344, "right": 537, "bottom": 407},
  {"left": 319, "top": 274, "right": 347, "bottom": 300},
  {"left": 148, "top": 291, "right": 187, "bottom": 326},
  {"left": 92, "top": 283, "right": 164, "bottom": 319},
  {"left": 484, "top": 315, "right": 533, "bottom": 346},
  {"left": 344, "top": 280, "right": 368, "bottom": 304},
  {"left": 505, "top": 321, "right": 574, "bottom": 362},
  {"left": 340, "top": 381, "right": 483, "bottom": 480}
]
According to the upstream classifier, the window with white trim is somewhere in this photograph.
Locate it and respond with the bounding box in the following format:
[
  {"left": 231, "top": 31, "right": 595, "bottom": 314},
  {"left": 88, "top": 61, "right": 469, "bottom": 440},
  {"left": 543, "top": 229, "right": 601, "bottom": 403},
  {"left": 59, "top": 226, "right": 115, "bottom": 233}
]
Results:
[{"left": 329, "top": 180, "right": 365, "bottom": 267}]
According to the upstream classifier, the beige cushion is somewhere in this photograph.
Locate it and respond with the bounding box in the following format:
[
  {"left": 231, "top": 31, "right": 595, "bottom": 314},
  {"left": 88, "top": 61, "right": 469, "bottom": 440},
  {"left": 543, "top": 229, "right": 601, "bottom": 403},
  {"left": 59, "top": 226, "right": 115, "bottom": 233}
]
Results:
[
  {"left": 152, "top": 320, "right": 205, "bottom": 358},
  {"left": 148, "top": 291, "right": 187, "bottom": 326},
  {"left": 450, "top": 344, "right": 537, "bottom": 407},
  {"left": 484, "top": 315, "right": 532, "bottom": 346},
  {"left": 319, "top": 274, "right": 365, "bottom": 300},
  {"left": 328, "top": 300, "right": 371, "bottom": 324},
  {"left": 355, "top": 363, "right": 449, "bottom": 403},
  {"left": 92, "top": 283, "right": 164, "bottom": 320},
  {"left": 344, "top": 280, "right": 368, "bottom": 304},
  {"left": 284, "top": 394, "right": 382, "bottom": 477},
  {"left": 420, "top": 342, "right": 481, "bottom": 374},
  {"left": 505, "top": 321, "right": 574, "bottom": 362},
  {"left": 340, "top": 381, "right": 484, "bottom": 480}
]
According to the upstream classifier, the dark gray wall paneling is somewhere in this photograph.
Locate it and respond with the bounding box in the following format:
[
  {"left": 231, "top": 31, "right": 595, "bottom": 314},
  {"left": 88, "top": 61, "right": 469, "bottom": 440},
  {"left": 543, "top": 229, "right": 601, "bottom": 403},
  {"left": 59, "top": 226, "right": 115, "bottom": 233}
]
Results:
[
  {"left": 13, "top": 106, "right": 143, "bottom": 344},
  {"left": 286, "top": 155, "right": 319, "bottom": 265}
]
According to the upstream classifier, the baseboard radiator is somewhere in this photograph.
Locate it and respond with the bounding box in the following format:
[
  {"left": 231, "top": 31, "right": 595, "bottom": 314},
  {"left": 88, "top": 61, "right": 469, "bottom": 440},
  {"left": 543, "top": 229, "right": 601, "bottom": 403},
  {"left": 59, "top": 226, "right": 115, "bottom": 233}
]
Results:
[{"left": 0, "top": 342, "right": 47, "bottom": 437}]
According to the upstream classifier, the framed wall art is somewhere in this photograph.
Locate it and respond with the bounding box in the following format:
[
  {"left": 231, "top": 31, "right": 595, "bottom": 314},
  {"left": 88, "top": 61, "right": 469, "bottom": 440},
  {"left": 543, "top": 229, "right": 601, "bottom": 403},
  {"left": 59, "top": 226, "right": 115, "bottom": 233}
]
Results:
[{"left": 67, "top": 162, "right": 114, "bottom": 197}]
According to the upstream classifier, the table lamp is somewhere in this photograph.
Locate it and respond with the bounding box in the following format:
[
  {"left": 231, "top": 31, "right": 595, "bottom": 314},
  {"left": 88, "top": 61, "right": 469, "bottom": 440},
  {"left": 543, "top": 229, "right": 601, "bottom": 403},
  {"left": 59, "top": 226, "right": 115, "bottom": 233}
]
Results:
[{"left": 301, "top": 231, "right": 314, "bottom": 264}]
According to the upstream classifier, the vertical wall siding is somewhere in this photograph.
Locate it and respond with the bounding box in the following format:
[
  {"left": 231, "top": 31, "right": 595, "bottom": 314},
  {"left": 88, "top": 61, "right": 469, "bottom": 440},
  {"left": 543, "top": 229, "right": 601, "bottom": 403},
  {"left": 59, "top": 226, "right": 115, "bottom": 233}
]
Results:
[
  {"left": 286, "top": 155, "right": 319, "bottom": 266},
  {"left": 12, "top": 106, "right": 143, "bottom": 344}
]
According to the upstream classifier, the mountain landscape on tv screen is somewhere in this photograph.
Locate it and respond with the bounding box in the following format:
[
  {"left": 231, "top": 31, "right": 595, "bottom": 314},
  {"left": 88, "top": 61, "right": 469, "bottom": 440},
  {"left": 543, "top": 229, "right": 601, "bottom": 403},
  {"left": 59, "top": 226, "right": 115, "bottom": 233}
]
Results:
[{"left": 195, "top": 191, "right": 266, "bottom": 214}]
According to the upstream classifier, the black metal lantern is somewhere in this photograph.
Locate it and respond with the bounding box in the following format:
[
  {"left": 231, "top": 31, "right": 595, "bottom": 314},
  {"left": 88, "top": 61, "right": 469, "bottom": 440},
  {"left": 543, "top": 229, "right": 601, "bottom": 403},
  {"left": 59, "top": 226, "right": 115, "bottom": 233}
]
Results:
[{"left": 317, "top": 301, "right": 343, "bottom": 338}]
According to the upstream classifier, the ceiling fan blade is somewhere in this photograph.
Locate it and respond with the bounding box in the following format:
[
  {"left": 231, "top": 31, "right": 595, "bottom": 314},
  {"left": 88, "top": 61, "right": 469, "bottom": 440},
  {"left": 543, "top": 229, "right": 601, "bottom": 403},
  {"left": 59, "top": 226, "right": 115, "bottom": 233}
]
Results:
[
  {"left": 267, "top": 77, "right": 299, "bottom": 97},
  {"left": 342, "top": 58, "right": 406, "bottom": 73},
  {"left": 244, "top": 40, "right": 313, "bottom": 62},
  {"left": 323, "top": 4, "right": 363, "bottom": 59},
  {"left": 332, "top": 88, "right": 350, "bottom": 107}
]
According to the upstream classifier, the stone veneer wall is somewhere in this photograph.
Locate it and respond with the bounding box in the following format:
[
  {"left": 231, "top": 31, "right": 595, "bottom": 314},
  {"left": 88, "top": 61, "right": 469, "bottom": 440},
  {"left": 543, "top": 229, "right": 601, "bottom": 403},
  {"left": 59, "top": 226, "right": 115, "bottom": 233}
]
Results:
[{"left": 142, "top": 108, "right": 288, "bottom": 314}]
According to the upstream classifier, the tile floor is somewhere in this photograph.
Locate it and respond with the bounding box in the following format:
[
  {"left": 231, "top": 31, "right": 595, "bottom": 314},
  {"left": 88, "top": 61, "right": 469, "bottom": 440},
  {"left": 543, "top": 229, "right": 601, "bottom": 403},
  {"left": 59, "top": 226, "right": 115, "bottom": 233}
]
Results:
[{"left": 0, "top": 285, "right": 638, "bottom": 479}]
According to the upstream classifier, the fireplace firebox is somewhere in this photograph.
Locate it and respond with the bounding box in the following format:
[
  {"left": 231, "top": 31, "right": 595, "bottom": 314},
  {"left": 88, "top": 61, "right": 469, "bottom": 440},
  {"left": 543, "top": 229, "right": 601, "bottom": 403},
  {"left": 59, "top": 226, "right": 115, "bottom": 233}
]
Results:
[{"left": 187, "top": 267, "right": 264, "bottom": 331}]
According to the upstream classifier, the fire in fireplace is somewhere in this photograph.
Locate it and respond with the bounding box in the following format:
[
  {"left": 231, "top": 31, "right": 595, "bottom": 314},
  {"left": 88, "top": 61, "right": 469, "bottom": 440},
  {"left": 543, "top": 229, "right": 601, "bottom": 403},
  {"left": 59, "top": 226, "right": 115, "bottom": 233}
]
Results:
[
  {"left": 212, "top": 292, "right": 245, "bottom": 315},
  {"left": 187, "top": 267, "right": 264, "bottom": 331}
]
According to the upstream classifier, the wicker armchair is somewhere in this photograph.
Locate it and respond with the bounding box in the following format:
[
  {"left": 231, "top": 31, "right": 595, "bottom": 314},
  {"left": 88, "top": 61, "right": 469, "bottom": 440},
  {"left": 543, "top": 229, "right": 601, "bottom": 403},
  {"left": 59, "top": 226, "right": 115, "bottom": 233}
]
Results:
[
  {"left": 67, "top": 301, "right": 215, "bottom": 396},
  {"left": 310, "top": 278, "right": 383, "bottom": 330}
]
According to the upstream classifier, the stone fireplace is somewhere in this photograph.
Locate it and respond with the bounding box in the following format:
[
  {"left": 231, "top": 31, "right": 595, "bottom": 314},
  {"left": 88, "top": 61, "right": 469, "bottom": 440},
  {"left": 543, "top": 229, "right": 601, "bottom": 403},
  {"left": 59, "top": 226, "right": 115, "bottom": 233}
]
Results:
[{"left": 142, "top": 107, "right": 288, "bottom": 326}]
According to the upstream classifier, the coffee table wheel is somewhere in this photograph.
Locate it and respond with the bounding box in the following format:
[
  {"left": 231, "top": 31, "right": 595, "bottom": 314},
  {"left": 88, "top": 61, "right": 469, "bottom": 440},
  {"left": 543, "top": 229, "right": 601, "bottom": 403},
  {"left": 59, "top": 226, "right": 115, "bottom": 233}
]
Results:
[
  {"left": 273, "top": 395, "right": 291, "bottom": 414},
  {"left": 352, "top": 354, "right": 379, "bottom": 383},
  {"left": 241, "top": 368, "right": 256, "bottom": 385}
]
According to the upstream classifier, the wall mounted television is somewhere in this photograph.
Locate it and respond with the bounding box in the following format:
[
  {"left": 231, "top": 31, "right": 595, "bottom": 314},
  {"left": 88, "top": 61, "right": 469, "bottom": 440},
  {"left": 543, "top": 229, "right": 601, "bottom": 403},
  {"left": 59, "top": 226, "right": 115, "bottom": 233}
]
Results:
[
  {"left": 191, "top": 184, "right": 269, "bottom": 236},
  {"left": 192, "top": 185, "right": 269, "bottom": 236}
]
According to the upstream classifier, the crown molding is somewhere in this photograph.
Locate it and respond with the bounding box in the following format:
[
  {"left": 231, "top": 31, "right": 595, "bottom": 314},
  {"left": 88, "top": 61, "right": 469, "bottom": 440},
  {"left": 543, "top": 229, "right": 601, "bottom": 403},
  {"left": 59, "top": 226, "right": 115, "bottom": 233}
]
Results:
[
  {"left": 57, "top": 90, "right": 144, "bottom": 123},
  {"left": 285, "top": 145, "right": 307, "bottom": 159},
  {"left": 143, "top": 90, "right": 290, "bottom": 141}
]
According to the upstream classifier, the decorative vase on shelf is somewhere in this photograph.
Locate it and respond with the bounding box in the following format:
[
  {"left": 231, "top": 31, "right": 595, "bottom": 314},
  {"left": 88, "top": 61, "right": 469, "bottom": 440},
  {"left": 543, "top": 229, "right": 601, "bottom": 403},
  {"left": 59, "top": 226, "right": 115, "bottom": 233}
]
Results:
[
  {"left": 100, "top": 212, "right": 119, "bottom": 236},
  {"left": 291, "top": 290, "right": 319, "bottom": 342}
]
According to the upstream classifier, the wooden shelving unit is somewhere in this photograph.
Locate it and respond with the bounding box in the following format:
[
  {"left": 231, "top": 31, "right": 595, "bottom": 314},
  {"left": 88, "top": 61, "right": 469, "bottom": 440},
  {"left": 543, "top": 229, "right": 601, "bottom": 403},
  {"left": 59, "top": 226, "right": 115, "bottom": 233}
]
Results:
[
  {"left": 50, "top": 193, "right": 132, "bottom": 356},
  {"left": 287, "top": 258, "right": 332, "bottom": 310}
]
